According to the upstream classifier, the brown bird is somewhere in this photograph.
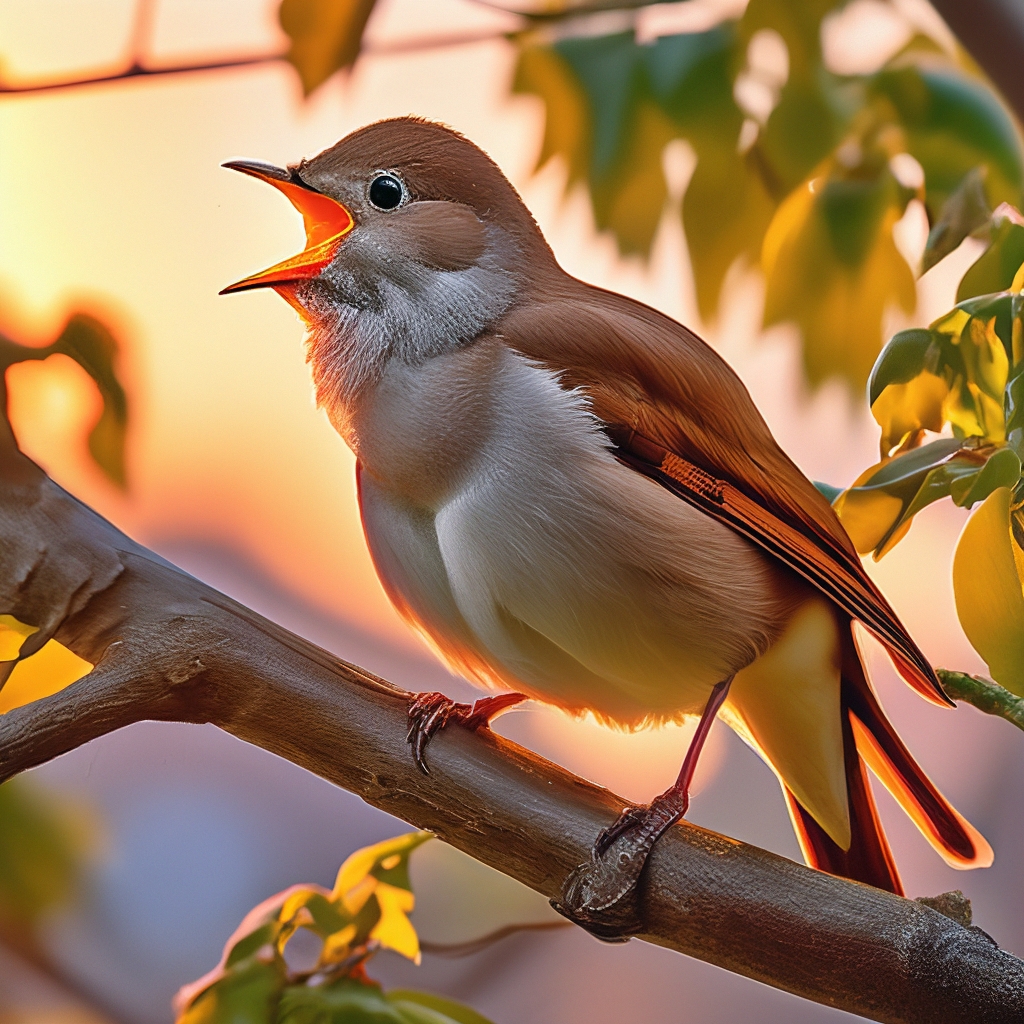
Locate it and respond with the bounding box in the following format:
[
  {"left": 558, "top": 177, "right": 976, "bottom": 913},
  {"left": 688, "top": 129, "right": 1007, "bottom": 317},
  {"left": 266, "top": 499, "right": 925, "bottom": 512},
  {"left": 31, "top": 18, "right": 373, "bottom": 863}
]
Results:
[{"left": 222, "top": 118, "right": 991, "bottom": 933}]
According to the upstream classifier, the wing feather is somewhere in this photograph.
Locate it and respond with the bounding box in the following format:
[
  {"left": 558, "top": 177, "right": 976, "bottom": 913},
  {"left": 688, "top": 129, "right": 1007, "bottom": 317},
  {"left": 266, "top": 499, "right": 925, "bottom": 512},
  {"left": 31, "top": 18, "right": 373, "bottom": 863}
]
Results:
[{"left": 499, "top": 283, "right": 951, "bottom": 707}]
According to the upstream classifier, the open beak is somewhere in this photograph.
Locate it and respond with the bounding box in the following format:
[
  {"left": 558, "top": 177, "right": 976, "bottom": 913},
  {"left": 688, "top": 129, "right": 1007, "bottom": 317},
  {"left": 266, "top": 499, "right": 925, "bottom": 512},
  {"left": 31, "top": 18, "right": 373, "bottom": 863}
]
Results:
[{"left": 220, "top": 160, "right": 354, "bottom": 295}]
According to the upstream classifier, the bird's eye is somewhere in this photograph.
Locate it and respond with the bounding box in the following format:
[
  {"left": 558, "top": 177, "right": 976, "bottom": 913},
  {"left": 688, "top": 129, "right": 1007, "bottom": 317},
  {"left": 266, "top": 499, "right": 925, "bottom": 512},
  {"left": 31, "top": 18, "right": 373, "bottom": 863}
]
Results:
[{"left": 368, "top": 174, "right": 404, "bottom": 210}]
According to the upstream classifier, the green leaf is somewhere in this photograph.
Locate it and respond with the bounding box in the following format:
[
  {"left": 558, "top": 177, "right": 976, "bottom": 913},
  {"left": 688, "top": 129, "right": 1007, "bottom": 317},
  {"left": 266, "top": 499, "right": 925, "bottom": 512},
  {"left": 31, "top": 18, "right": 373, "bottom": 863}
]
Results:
[
  {"left": 950, "top": 446, "right": 1021, "bottom": 507},
  {"left": 869, "top": 328, "right": 935, "bottom": 403},
  {"left": 280, "top": 0, "right": 378, "bottom": 96},
  {"left": 1004, "top": 356, "right": 1024, "bottom": 454},
  {"left": 176, "top": 833, "right": 434, "bottom": 1020},
  {"left": 762, "top": 150, "right": 916, "bottom": 390},
  {"left": 813, "top": 480, "right": 843, "bottom": 504},
  {"left": 922, "top": 166, "right": 991, "bottom": 272},
  {"left": 50, "top": 313, "right": 128, "bottom": 489},
  {"left": 511, "top": 44, "right": 589, "bottom": 187},
  {"left": 872, "top": 66, "right": 1024, "bottom": 219},
  {"left": 387, "top": 991, "right": 495, "bottom": 1024},
  {"left": 739, "top": 0, "right": 846, "bottom": 194},
  {"left": 278, "top": 980, "right": 403, "bottom": 1024},
  {"left": 834, "top": 438, "right": 1011, "bottom": 557},
  {"left": 868, "top": 328, "right": 948, "bottom": 455},
  {"left": 0, "top": 778, "right": 81, "bottom": 927},
  {"left": 516, "top": 26, "right": 773, "bottom": 312},
  {"left": 658, "top": 26, "right": 776, "bottom": 318},
  {"left": 549, "top": 30, "right": 704, "bottom": 258},
  {"left": 177, "top": 956, "right": 284, "bottom": 1024},
  {"left": 275, "top": 980, "right": 497, "bottom": 1024},
  {"left": 957, "top": 206, "right": 1024, "bottom": 301}
]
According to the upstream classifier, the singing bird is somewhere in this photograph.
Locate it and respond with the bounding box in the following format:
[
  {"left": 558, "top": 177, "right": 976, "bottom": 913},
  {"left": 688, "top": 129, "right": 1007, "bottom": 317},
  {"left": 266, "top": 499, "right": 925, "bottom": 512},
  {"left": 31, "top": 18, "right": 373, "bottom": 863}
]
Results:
[{"left": 222, "top": 118, "right": 991, "bottom": 921}]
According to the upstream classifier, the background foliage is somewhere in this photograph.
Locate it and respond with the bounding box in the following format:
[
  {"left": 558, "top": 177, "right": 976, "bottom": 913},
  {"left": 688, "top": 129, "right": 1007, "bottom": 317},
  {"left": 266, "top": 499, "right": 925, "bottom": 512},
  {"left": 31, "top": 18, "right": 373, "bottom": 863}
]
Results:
[{"left": 837, "top": 203, "right": 1024, "bottom": 696}]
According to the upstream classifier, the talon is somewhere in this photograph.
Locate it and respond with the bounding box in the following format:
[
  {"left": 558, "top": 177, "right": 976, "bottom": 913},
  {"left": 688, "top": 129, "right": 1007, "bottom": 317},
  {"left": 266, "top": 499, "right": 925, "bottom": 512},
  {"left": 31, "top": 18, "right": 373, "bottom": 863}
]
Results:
[
  {"left": 554, "top": 792, "right": 690, "bottom": 940},
  {"left": 405, "top": 691, "right": 527, "bottom": 774},
  {"left": 595, "top": 805, "right": 646, "bottom": 855}
]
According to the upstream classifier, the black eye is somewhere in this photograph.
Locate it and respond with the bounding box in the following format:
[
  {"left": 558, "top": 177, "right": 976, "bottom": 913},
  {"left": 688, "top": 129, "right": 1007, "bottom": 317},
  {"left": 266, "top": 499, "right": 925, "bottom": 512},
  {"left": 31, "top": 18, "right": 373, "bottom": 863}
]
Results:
[{"left": 368, "top": 174, "right": 403, "bottom": 210}]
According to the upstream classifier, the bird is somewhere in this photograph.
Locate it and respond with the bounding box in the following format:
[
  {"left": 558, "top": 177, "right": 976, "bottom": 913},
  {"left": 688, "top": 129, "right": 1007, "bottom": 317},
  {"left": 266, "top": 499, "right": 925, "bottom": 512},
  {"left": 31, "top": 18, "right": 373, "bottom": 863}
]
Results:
[{"left": 221, "top": 117, "right": 991, "bottom": 932}]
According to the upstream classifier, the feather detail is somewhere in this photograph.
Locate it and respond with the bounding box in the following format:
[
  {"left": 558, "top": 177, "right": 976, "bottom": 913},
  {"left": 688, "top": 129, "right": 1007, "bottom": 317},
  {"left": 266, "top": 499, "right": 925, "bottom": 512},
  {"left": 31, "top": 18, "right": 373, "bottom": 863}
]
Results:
[
  {"left": 612, "top": 432, "right": 952, "bottom": 708},
  {"left": 500, "top": 289, "right": 952, "bottom": 708},
  {"left": 842, "top": 633, "right": 994, "bottom": 869}
]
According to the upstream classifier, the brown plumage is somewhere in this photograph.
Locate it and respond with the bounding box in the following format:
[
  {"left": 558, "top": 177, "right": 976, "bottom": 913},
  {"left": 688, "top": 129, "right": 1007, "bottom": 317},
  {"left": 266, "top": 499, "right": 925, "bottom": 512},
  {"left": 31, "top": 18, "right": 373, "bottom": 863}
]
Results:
[{"left": 224, "top": 117, "right": 992, "bottom": 898}]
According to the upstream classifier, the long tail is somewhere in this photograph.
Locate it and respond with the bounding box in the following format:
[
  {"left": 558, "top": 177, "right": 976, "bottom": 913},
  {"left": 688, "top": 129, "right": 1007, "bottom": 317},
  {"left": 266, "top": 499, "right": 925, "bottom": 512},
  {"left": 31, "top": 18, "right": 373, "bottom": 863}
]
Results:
[{"left": 785, "top": 626, "right": 992, "bottom": 894}]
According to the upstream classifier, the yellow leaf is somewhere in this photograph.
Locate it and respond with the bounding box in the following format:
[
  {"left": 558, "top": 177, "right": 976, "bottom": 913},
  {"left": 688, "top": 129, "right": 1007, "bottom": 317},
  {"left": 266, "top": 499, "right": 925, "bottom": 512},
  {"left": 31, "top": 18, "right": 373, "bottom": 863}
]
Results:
[
  {"left": 370, "top": 881, "right": 420, "bottom": 963},
  {"left": 0, "top": 640, "right": 92, "bottom": 714},
  {"left": 762, "top": 160, "right": 916, "bottom": 390},
  {"left": 320, "top": 923, "right": 357, "bottom": 962},
  {"left": 0, "top": 614, "right": 38, "bottom": 661},
  {"left": 333, "top": 831, "right": 431, "bottom": 900},
  {"left": 953, "top": 487, "right": 1024, "bottom": 695},
  {"left": 968, "top": 317, "right": 1009, "bottom": 402},
  {"left": 685, "top": 132, "right": 776, "bottom": 321},
  {"left": 871, "top": 371, "right": 948, "bottom": 455},
  {"left": 833, "top": 486, "right": 905, "bottom": 556},
  {"left": 340, "top": 873, "right": 376, "bottom": 918},
  {"left": 279, "top": 0, "right": 377, "bottom": 97},
  {"left": 1012, "top": 260, "right": 1024, "bottom": 292},
  {"left": 512, "top": 43, "right": 590, "bottom": 187}
]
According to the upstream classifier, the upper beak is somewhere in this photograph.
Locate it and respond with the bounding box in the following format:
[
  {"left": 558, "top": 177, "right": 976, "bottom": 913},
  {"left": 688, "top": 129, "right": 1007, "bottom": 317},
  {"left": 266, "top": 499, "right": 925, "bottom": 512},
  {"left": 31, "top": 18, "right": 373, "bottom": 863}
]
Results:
[{"left": 220, "top": 160, "right": 355, "bottom": 295}]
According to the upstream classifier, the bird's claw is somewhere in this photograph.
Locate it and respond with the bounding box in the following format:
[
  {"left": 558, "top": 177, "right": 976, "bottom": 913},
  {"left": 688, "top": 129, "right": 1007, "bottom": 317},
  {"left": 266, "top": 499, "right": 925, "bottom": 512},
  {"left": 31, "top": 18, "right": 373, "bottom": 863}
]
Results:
[
  {"left": 406, "top": 690, "right": 527, "bottom": 774},
  {"left": 407, "top": 692, "right": 469, "bottom": 774},
  {"left": 552, "top": 790, "right": 688, "bottom": 941}
]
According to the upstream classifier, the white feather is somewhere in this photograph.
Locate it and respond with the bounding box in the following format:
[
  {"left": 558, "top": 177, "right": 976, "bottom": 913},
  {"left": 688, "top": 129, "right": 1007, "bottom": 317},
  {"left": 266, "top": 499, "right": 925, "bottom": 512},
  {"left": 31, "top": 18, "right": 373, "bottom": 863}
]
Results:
[{"left": 352, "top": 340, "right": 790, "bottom": 727}]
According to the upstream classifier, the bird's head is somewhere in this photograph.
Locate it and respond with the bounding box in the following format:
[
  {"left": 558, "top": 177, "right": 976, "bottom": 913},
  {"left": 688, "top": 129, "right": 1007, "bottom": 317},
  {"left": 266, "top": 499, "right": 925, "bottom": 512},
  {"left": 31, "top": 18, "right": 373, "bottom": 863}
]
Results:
[{"left": 222, "top": 118, "right": 552, "bottom": 421}]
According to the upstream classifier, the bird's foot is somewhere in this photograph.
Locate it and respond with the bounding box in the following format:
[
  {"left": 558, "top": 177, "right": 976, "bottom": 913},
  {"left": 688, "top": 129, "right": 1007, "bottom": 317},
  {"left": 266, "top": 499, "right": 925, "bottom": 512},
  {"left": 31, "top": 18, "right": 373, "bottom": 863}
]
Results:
[
  {"left": 551, "top": 788, "right": 688, "bottom": 942},
  {"left": 407, "top": 691, "right": 526, "bottom": 773}
]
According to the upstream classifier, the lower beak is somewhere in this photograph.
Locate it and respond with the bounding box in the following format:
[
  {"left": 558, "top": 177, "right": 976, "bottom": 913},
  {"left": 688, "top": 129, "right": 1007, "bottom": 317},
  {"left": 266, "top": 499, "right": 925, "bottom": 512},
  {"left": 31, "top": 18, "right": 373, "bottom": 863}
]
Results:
[{"left": 220, "top": 160, "right": 355, "bottom": 295}]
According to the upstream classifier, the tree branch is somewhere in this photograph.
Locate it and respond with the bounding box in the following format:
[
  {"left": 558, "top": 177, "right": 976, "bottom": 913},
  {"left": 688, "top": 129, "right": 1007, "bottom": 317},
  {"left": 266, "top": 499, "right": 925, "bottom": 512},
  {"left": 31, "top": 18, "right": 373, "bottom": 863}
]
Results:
[
  {"left": 937, "top": 669, "right": 1024, "bottom": 733},
  {"left": 0, "top": 438, "right": 1022, "bottom": 1023},
  {"left": 0, "top": 31, "right": 514, "bottom": 97},
  {"left": 928, "top": 0, "right": 1024, "bottom": 126}
]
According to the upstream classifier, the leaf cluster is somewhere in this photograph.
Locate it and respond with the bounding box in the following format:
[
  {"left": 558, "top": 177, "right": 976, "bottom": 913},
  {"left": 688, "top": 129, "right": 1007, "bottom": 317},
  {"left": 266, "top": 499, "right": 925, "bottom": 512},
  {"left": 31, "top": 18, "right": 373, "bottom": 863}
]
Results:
[
  {"left": 836, "top": 206, "right": 1024, "bottom": 694},
  {"left": 511, "top": 1, "right": 1023, "bottom": 389},
  {"left": 174, "top": 832, "right": 493, "bottom": 1024}
]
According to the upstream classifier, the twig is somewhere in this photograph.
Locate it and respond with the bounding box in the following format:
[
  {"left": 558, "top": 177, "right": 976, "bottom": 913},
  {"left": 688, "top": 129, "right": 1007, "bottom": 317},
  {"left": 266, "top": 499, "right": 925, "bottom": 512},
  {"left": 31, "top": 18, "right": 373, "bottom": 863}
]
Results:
[
  {"left": 0, "top": 52, "right": 287, "bottom": 96},
  {"left": 419, "top": 920, "right": 571, "bottom": 958},
  {"left": 0, "top": 922, "right": 138, "bottom": 1024},
  {"left": 937, "top": 669, "right": 1024, "bottom": 733},
  {"left": 0, "top": 29, "right": 517, "bottom": 98},
  {"left": 928, "top": 0, "right": 1024, "bottom": 125}
]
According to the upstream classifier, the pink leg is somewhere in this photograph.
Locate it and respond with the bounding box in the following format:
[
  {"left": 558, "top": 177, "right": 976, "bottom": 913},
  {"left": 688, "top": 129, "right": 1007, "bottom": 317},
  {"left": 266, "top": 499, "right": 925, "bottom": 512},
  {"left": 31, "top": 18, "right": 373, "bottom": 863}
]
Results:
[
  {"left": 554, "top": 676, "right": 733, "bottom": 940},
  {"left": 407, "top": 691, "right": 527, "bottom": 773}
]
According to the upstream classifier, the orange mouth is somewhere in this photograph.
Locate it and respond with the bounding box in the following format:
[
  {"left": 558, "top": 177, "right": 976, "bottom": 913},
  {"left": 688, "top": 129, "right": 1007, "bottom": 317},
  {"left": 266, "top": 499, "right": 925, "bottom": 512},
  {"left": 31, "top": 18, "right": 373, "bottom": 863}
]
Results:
[{"left": 220, "top": 160, "right": 354, "bottom": 295}]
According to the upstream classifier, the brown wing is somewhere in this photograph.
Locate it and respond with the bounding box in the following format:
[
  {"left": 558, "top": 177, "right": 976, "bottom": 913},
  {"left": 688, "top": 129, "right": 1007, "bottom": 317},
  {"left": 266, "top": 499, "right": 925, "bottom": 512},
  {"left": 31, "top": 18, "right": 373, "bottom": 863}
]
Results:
[{"left": 499, "top": 278, "right": 951, "bottom": 707}]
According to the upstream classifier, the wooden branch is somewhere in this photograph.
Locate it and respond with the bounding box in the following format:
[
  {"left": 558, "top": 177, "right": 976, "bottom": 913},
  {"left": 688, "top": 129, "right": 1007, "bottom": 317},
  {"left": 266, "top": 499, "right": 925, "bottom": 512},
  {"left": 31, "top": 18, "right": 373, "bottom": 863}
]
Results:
[
  {"left": 929, "top": 0, "right": 1024, "bottom": 126},
  {"left": 938, "top": 669, "right": 1024, "bottom": 733},
  {"left": 1, "top": 439, "right": 1023, "bottom": 1023}
]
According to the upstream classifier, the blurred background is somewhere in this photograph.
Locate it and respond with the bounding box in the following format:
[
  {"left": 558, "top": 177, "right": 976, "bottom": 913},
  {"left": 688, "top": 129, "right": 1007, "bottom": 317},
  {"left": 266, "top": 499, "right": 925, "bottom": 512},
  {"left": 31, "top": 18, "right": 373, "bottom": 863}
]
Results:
[{"left": 0, "top": 0, "right": 1022, "bottom": 1021}]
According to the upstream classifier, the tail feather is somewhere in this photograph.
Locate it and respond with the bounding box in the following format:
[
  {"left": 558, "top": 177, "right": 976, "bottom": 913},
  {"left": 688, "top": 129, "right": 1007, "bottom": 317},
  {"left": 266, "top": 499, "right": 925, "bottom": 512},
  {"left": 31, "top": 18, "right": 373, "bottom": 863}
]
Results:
[
  {"left": 843, "top": 636, "right": 993, "bottom": 870},
  {"left": 783, "top": 624, "right": 992, "bottom": 891},
  {"left": 784, "top": 707, "right": 903, "bottom": 895}
]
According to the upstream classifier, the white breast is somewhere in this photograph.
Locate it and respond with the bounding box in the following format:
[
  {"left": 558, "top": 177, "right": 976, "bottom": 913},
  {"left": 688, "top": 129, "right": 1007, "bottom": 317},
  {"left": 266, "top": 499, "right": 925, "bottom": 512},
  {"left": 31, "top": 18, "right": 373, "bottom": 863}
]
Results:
[{"left": 352, "top": 340, "right": 789, "bottom": 727}]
